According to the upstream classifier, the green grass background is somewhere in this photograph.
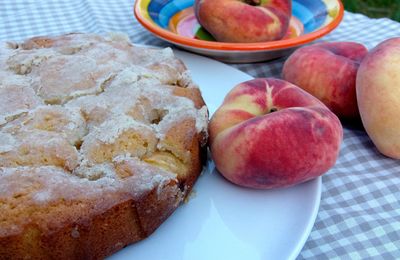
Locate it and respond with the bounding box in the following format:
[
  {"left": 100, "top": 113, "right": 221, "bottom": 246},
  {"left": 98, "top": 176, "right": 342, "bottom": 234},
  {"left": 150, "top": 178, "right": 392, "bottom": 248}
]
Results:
[{"left": 342, "top": 0, "right": 400, "bottom": 21}]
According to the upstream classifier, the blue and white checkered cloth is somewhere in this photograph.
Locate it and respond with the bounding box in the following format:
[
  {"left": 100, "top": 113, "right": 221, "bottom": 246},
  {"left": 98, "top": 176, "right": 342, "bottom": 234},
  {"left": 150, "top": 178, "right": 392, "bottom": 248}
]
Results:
[{"left": 1, "top": 1, "right": 400, "bottom": 259}]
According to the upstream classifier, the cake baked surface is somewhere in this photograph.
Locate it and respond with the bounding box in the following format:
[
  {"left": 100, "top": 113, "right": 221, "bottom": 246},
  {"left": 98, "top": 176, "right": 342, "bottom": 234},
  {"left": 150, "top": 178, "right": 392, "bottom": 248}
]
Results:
[{"left": 0, "top": 33, "right": 208, "bottom": 259}]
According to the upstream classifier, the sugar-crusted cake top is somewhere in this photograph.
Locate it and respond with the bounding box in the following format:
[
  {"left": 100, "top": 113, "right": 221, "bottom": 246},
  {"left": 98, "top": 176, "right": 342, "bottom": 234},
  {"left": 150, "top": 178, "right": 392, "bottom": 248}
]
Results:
[{"left": 0, "top": 33, "right": 208, "bottom": 230}]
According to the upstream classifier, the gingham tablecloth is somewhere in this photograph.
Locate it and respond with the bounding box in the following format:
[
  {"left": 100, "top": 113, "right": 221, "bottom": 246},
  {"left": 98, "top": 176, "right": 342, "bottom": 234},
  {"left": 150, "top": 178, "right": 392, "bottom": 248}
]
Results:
[{"left": 1, "top": 1, "right": 400, "bottom": 259}]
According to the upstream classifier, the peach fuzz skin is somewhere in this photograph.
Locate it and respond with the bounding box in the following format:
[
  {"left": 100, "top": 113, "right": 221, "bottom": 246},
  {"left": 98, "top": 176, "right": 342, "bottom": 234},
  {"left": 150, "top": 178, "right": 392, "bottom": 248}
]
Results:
[
  {"left": 209, "top": 78, "right": 343, "bottom": 189},
  {"left": 356, "top": 37, "right": 400, "bottom": 159},
  {"left": 194, "top": 0, "right": 291, "bottom": 43},
  {"left": 282, "top": 42, "right": 368, "bottom": 120}
]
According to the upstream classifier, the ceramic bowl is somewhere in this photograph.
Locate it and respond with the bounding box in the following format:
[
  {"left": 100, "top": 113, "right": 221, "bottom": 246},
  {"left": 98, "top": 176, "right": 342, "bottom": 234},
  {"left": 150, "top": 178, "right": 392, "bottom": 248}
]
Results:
[{"left": 134, "top": 0, "right": 344, "bottom": 63}]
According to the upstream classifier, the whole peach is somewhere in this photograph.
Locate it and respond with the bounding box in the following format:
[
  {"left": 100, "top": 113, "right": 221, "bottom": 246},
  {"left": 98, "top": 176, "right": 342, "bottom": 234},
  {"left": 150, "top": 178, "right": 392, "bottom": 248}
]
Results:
[
  {"left": 356, "top": 37, "right": 400, "bottom": 159},
  {"left": 194, "top": 0, "right": 292, "bottom": 43},
  {"left": 282, "top": 42, "right": 368, "bottom": 120},
  {"left": 209, "top": 78, "right": 343, "bottom": 189}
]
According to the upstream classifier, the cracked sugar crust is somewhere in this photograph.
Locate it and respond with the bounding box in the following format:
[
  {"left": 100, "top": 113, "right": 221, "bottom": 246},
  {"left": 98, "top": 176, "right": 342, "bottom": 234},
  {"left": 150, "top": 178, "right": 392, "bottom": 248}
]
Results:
[
  {"left": 0, "top": 33, "right": 208, "bottom": 236},
  {"left": 2, "top": 105, "right": 87, "bottom": 146}
]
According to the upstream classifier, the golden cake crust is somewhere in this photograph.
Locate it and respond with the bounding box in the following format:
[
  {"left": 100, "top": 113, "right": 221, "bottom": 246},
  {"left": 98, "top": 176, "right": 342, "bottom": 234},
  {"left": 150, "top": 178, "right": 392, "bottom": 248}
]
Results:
[{"left": 0, "top": 33, "right": 208, "bottom": 259}]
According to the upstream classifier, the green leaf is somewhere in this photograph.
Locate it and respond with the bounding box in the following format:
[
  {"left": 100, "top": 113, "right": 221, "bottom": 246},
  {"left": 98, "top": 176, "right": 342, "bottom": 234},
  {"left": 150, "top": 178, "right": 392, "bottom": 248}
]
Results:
[{"left": 195, "top": 27, "right": 216, "bottom": 41}]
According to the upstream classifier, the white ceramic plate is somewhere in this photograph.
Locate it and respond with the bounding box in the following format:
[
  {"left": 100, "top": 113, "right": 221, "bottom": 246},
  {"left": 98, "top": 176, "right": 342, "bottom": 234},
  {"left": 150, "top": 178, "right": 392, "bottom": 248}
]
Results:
[{"left": 108, "top": 50, "right": 321, "bottom": 260}]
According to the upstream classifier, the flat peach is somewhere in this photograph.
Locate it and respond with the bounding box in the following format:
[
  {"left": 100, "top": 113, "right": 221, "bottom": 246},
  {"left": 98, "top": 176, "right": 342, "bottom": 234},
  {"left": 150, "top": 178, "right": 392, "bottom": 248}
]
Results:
[{"left": 209, "top": 78, "right": 343, "bottom": 189}]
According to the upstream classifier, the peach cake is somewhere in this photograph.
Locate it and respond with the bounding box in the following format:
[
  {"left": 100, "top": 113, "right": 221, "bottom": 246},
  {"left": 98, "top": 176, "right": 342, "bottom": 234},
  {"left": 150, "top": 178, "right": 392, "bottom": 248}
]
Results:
[{"left": 0, "top": 33, "right": 208, "bottom": 259}]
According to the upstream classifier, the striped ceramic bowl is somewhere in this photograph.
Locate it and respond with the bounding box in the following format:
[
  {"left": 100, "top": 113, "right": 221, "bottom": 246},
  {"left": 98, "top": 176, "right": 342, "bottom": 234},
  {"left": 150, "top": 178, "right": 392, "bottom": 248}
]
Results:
[{"left": 134, "top": 0, "right": 344, "bottom": 63}]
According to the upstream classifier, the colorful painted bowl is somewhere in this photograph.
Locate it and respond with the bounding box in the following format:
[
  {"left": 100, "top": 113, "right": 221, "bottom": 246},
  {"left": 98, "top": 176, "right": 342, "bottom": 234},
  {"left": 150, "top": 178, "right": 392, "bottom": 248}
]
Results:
[{"left": 134, "top": 0, "right": 344, "bottom": 63}]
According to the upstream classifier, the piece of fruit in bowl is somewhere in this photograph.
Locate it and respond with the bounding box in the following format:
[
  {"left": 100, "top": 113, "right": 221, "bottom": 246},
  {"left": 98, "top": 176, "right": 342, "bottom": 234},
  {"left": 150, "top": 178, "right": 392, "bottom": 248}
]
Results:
[{"left": 194, "top": 0, "right": 292, "bottom": 43}]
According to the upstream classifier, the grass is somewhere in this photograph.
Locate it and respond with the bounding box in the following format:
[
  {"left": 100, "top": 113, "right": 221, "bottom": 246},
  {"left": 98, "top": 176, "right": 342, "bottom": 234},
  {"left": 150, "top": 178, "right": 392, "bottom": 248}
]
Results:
[{"left": 342, "top": 0, "right": 400, "bottom": 22}]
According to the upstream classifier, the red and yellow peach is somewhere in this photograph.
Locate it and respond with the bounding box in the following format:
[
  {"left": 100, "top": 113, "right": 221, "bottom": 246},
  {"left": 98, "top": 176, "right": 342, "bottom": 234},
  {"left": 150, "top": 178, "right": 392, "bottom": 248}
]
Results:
[
  {"left": 356, "top": 37, "right": 400, "bottom": 159},
  {"left": 194, "top": 0, "right": 292, "bottom": 43},
  {"left": 282, "top": 42, "right": 368, "bottom": 120},
  {"left": 209, "top": 78, "right": 343, "bottom": 189}
]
